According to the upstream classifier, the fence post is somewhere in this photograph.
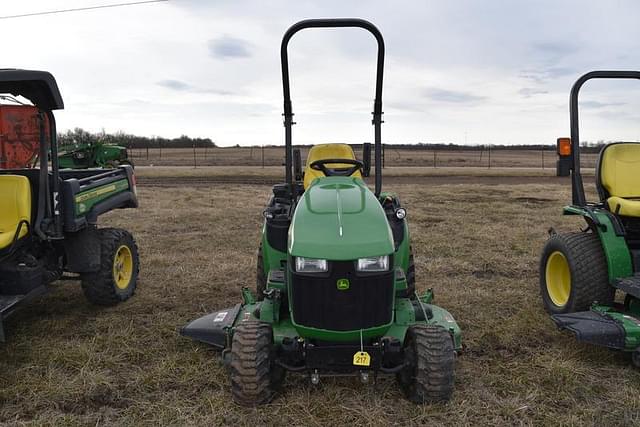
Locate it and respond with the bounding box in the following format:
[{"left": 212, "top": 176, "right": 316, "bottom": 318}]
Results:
[
  {"left": 261, "top": 145, "right": 265, "bottom": 168},
  {"left": 193, "top": 143, "right": 197, "bottom": 169},
  {"left": 433, "top": 149, "right": 437, "bottom": 168},
  {"left": 541, "top": 147, "right": 545, "bottom": 169},
  {"left": 488, "top": 144, "right": 491, "bottom": 169}
]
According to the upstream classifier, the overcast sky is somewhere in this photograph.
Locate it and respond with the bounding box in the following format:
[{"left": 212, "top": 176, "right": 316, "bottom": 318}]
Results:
[{"left": 2, "top": 0, "right": 640, "bottom": 146}]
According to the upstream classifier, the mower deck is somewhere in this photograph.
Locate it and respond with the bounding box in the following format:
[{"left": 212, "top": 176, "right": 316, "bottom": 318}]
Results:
[{"left": 551, "top": 310, "right": 626, "bottom": 349}]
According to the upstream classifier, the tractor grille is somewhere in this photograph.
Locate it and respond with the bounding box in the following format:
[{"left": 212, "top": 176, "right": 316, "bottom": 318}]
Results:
[{"left": 290, "top": 261, "right": 394, "bottom": 331}]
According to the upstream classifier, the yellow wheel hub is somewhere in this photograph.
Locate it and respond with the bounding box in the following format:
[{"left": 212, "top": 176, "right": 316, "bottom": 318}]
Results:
[
  {"left": 546, "top": 251, "right": 571, "bottom": 307},
  {"left": 113, "top": 245, "right": 133, "bottom": 290}
]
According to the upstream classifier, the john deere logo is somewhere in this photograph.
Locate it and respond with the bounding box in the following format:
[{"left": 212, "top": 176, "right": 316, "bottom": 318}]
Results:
[{"left": 337, "top": 278, "right": 350, "bottom": 290}]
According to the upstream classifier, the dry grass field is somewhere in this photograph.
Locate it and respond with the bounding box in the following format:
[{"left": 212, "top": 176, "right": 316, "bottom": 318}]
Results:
[{"left": 1, "top": 168, "right": 638, "bottom": 426}]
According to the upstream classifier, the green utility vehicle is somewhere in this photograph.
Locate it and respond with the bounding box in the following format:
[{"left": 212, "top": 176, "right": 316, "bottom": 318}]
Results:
[
  {"left": 540, "top": 71, "right": 640, "bottom": 364},
  {"left": 58, "top": 140, "right": 132, "bottom": 169},
  {"left": 182, "top": 19, "right": 461, "bottom": 405},
  {"left": 0, "top": 69, "right": 140, "bottom": 342}
]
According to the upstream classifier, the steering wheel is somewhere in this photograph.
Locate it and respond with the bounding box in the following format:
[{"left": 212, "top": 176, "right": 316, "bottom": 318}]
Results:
[{"left": 310, "top": 158, "right": 364, "bottom": 177}]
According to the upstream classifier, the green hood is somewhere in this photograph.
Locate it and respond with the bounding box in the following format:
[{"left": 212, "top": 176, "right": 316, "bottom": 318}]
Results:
[{"left": 288, "top": 177, "right": 394, "bottom": 260}]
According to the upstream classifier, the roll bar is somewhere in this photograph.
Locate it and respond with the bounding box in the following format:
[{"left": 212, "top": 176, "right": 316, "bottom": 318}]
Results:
[
  {"left": 569, "top": 70, "right": 640, "bottom": 206},
  {"left": 280, "top": 18, "right": 385, "bottom": 196}
]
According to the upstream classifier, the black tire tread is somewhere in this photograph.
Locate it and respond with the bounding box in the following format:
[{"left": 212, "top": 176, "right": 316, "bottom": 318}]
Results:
[
  {"left": 81, "top": 228, "right": 139, "bottom": 306},
  {"left": 406, "top": 246, "right": 416, "bottom": 298},
  {"left": 256, "top": 243, "right": 266, "bottom": 300},
  {"left": 229, "top": 321, "right": 282, "bottom": 406},
  {"left": 540, "top": 232, "right": 612, "bottom": 313},
  {"left": 399, "top": 324, "right": 455, "bottom": 404}
]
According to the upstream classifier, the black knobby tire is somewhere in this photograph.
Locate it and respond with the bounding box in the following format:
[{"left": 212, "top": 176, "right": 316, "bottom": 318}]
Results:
[
  {"left": 256, "top": 243, "right": 267, "bottom": 300},
  {"left": 539, "top": 232, "right": 613, "bottom": 314},
  {"left": 397, "top": 324, "right": 455, "bottom": 404},
  {"left": 398, "top": 246, "right": 416, "bottom": 299},
  {"left": 81, "top": 228, "right": 139, "bottom": 306},
  {"left": 229, "top": 321, "right": 284, "bottom": 406},
  {"left": 406, "top": 246, "right": 416, "bottom": 298}
]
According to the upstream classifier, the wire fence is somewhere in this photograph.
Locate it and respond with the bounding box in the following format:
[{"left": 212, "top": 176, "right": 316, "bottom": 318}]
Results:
[{"left": 127, "top": 145, "right": 599, "bottom": 169}]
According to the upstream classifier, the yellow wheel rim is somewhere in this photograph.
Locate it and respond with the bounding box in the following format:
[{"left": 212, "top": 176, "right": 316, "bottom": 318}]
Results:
[
  {"left": 113, "top": 245, "right": 133, "bottom": 290},
  {"left": 546, "top": 251, "right": 571, "bottom": 307}
]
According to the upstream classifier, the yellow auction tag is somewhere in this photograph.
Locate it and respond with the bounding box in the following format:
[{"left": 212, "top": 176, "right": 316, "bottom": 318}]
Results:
[{"left": 353, "top": 351, "right": 371, "bottom": 367}]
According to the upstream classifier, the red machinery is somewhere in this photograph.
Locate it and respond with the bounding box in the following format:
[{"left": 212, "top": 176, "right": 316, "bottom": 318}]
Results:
[{"left": 0, "top": 105, "right": 46, "bottom": 169}]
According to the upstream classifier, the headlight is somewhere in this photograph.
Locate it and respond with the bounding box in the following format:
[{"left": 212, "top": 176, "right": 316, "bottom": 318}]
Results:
[
  {"left": 357, "top": 255, "right": 389, "bottom": 272},
  {"left": 295, "top": 257, "right": 328, "bottom": 273}
]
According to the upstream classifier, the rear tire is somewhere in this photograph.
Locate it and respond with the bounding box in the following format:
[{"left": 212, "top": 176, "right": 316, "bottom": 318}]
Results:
[
  {"left": 229, "top": 321, "right": 284, "bottom": 406},
  {"left": 256, "top": 243, "right": 266, "bottom": 300},
  {"left": 81, "top": 228, "right": 139, "bottom": 306},
  {"left": 398, "top": 246, "right": 416, "bottom": 299},
  {"left": 397, "top": 325, "right": 455, "bottom": 404},
  {"left": 540, "top": 232, "right": 613, "bottom": 314},
  {"left": 406, "top": 246, "right": 416, "bottom": 298}
]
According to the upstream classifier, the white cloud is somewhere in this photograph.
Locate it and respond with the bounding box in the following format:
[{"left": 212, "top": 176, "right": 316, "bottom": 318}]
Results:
[{"left": 1, "top": 0, "right": 640, "bottom": 145}]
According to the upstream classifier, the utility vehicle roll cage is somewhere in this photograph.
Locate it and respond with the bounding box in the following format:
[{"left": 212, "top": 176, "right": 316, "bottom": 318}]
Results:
[
  {"left": 0, "top": 69, "right": 64, "bottom": 240},
  {"left": 280, "top": 18, "right": 385, "bottom": 196},
  {"left": 569, "top": 70, "right": 640, "bottom": 207}
]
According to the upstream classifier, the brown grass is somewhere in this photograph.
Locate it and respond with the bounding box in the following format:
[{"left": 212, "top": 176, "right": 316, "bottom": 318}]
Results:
[{"left": 0, "top": 170, "right": 638, "bottom": 425}]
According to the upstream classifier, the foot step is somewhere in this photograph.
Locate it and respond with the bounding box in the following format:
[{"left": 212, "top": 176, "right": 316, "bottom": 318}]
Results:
[
  {"left": 0, "top": 295, "right": 24, "bottom": 315},
  {"left": 614, "top": 274, "right": 640, "bottom": 299}
]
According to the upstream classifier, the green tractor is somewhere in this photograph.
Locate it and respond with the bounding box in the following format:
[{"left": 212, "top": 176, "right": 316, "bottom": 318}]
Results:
[
  {"left": 0, "top": 70, "right": 140, "bottom": 341},
  {"left": 540, "top": 71, "right": 640, "bottom": 364},
  {"left": 181, "top": 19, "right": 461, "bottom": 405},
  {"left": 58, "top": 140, "right": 132, "bottom": 169}
]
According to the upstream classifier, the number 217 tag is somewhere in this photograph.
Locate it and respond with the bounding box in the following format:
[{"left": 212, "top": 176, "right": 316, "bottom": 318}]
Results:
[{"left": 353, "top": 351, "right": 371, "bottom": 367}]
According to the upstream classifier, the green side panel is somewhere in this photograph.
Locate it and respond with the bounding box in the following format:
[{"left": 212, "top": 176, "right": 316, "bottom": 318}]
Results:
[
  {"left": 271, "top": 318, "right": 301, "bottom": 346},
  {"left": 74, "top": 179, "right": 129, "bottom": 216},
  {"left": 563, "top": 206, "right": 633, "bottom": 282},
  {"left": 593, "top": 305, "right": 640, "bottom": 350},
  {"left": 428, "top": 304, "right": 462, "bottom": 351},
  {"left": 289, "top": 176, "right": 394, "bottom": 260}
]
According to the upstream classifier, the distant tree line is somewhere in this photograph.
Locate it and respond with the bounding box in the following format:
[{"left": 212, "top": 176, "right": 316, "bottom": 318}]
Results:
[
  {"left": 57, "top": 128, "right": 216, "bottom": 149},
  {"left": 56, "top": 128, "right": 617, "bottom": 153}
]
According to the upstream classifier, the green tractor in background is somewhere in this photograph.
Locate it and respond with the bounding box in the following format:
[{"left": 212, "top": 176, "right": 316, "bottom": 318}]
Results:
[
  {"left": 58, "top": 140, "right": 132, "bottom": 169},
  {"left": 182, "top": 18, "right": 461, "bottom": 405},
  {"left": 540, "top": 71, "right": 640, "bottom": 364}
]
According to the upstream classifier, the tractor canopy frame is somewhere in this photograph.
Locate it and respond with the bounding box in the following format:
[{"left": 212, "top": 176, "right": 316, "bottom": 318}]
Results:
[
  {"left": 280, "top": 18, "right": 385, "bottom": 197},
  {"left": 569, "top": 70, "right": 640, "bottom": 207},
  {"left": 0, "top": 69, "right": 65, "bottom": 239}
]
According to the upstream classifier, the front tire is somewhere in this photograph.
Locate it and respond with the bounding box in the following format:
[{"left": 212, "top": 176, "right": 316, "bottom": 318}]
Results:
[
  {"left": 539, "top": 232, "right": 613, "bottom": 314},
  {"left": 229, "top": 321, "right": 284, "bottom": 406},
  {"left": 397, "top": 325, "right": 455, "bottom": 404},
  {"left": 81, "top": 228, "right": 139, "bottom": 306}
]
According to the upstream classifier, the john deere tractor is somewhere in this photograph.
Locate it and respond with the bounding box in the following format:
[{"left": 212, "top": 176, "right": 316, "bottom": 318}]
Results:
[
  {"left": 540, "top": 71, "right": 640, "bottom": 364},
  {"left": 58, "top": 140, "right": 132, "bottom": 169},
  {"left": 0, "top": 69, "right": 140, "bottom": 341},
  {"left": 182, "top": 19, "right": 461, "bottom": 405}
]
